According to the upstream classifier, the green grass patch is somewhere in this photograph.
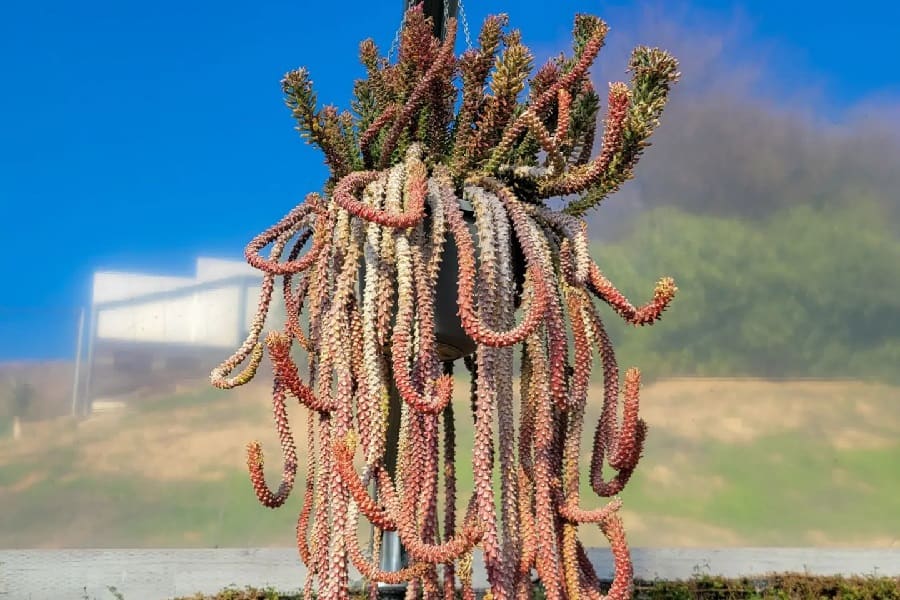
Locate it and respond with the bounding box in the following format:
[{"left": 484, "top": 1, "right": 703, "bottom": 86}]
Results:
[
  {"left": 135, "top": 387, "right": 228, "bottom": 414},
  {"left": 171, "top": 575, "right": 900, "bottom": 600},
  {"left": 0, "top": 415, "right": 12, "bottom": 438},
  {"left": 618, "top": 431, "right": 900, "bottom": 544},
  {"left": 0, "top": 467, "right": 299, "bottom": 547}
]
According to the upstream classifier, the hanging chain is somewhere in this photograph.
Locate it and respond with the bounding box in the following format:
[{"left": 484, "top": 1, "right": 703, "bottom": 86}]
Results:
[
  {"left": 390, "top": 0, "right": 473, "bottom": 60},
  {"left": 458, "top": 0, "right": 473, "bottom": 49},
  {"left": 443, "top": 0, "right": 473, "bottom": 49}
]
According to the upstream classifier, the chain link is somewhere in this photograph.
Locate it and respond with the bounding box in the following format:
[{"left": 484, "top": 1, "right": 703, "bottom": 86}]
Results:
[
  {"left": 445, "top": 0, "right": 474, "bottom": 48},
  {"left": 389, "top": 0, "right": 472, "bottom": 60},
  {"left": 458, "top": 0, "right": 473, "bottom": 49},
  {"left": 442, "top": 0, "right": 450, "bottom": 40}
]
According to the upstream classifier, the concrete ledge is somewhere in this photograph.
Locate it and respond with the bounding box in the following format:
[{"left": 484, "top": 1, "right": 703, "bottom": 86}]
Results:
[{"left": 1, "top": 547, "right": 898, "bottom": 600}]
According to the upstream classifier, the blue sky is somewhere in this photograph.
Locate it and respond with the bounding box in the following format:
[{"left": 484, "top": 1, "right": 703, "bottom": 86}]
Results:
[{"left": 1, "top": 0, "right": 898, "bottom": 359}]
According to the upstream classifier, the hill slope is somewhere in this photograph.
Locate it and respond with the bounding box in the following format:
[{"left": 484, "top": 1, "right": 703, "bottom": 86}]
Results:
[{"left": 1, "top": 376, "right": 898, "bottom": 548}]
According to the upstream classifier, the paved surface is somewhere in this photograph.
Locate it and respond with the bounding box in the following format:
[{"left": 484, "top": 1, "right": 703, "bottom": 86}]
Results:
[{"left": 1, "top": 547, "right": 899, "bottom": 599}]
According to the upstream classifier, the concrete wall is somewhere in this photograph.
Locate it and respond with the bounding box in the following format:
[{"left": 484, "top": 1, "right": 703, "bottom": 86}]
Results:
[{"left": 2, "top": 548, "right": 898, "bottom": 600}]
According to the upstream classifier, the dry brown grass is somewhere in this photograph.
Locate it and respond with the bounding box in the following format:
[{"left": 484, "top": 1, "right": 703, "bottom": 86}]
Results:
[
  {"left": 637, "top": 377, "right": 900, "bottom": 448},
  {"left": 0, "top": 376, "right": 304, "bottom": 490}
]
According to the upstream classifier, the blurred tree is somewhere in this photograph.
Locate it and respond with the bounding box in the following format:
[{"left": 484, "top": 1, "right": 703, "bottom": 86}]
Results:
[{"left": 596, "top": 201, "right": 900, "bottom": 382}]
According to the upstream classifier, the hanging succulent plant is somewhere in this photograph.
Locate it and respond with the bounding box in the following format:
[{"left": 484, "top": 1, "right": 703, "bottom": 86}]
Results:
[{"left": 211, "top": 5, "right": 679, "bottom": 600}]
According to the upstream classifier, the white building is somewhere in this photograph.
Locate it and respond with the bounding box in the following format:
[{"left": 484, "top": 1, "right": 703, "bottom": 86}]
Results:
[{"left": 75, "top": 257, "right": 281, "bottom": 414}]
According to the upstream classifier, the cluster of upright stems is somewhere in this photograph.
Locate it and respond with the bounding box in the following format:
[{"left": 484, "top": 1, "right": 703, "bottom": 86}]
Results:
[{"left": 211, "top": 6, "right": 678, "bottom": 600}]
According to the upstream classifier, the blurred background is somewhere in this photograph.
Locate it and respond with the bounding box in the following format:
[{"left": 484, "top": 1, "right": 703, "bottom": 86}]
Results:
[{"left": 1, "top": 0, "right": 898, "bottom": 550}]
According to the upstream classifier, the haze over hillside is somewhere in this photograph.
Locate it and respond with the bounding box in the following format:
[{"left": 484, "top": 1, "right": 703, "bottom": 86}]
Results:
[{"left": 581, "top": 2, "right": 900, "bottom": 238}]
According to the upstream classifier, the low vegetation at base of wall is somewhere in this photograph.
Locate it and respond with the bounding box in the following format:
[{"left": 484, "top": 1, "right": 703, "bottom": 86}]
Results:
[
  {"left": 172, "top": 574, "right": 900, "bottom": 600},
  {"left": 631, "top": 574, "right": 900, "bottom": 599}
]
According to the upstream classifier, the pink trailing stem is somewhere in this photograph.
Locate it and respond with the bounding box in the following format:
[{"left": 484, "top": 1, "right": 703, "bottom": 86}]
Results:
[
  {"left": 609, "top": 369, "right": 647, "bottom": 472},
  {"left": 560, "top": 270, "right": 593, "bottom": 499},
  {"left": 443, "top": 173, "right": 550, "bottom": 347},
  {"left": 245, "top": 377, "right": 297, "bottom": 508},
  {"left": 585, "top": 306, "right": 647, "bottom": 498},
  {"left": 588, "top": 262, "right": 677, "bottom": 326},
  {"left": 390, "top": 268, "right": 454, "bottom": 414},
  {"left": 266, "top": 331, "right": 336, "bottom": 413},
  {"left": 333, "top": 438, "right": 397, "bottom": 530},
  {"left": 282, "top": 246, "right": 314, "bottom": 351},
  {"left": 600, "top": 514, "right": 635, "bottom": 600},
  {"left": 524, "top": 335, "right": 564, "bottom": 600},
  {"left": 516, "top": 467, "right": 537, "bottom": 579},
  {"left": 347, "top": 536, "right": 430, "bottom": 584},
  {"left": 558, "top": 497, "right": 623, "bottom": 525},
  {"left": 245, "top": 195, "right": 327, "bottom": 275},
  {"left": 332, "top": 165, "right": 426, "bottom": 229},
  {"left": 376, "top": 465, "right": 483, "bottom": 564},
  {"left": 296, "top": 476, "right": 314, "bottom": 564},
  {"left": 441, "top": 399, "right": 458, "bottom": 600},
  {"left": 296, "top": 410, "right": 316, "bottom": 566}
]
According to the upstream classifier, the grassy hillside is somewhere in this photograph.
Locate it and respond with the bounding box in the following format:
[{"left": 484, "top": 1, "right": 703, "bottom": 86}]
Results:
[
  {"left": 593, "top": 204, "right": 900, "bottom": 384},
  {"left": 1, "top": 376, "right": 898, "bottom": 549}
]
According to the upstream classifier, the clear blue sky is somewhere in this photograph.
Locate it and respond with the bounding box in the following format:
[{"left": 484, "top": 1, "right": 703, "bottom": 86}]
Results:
[{"left": 1, "top": 0, "right": 898, "bottom": 359}]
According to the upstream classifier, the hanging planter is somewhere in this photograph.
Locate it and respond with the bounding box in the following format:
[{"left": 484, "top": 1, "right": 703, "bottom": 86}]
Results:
[{"left": 211, "top": 5, "right": 679, "bottom": 600}]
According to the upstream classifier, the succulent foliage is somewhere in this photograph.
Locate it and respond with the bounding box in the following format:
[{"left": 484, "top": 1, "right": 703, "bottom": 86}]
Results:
[{"left": 212, "top": 6, "right": 678, "bottom": 600}]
